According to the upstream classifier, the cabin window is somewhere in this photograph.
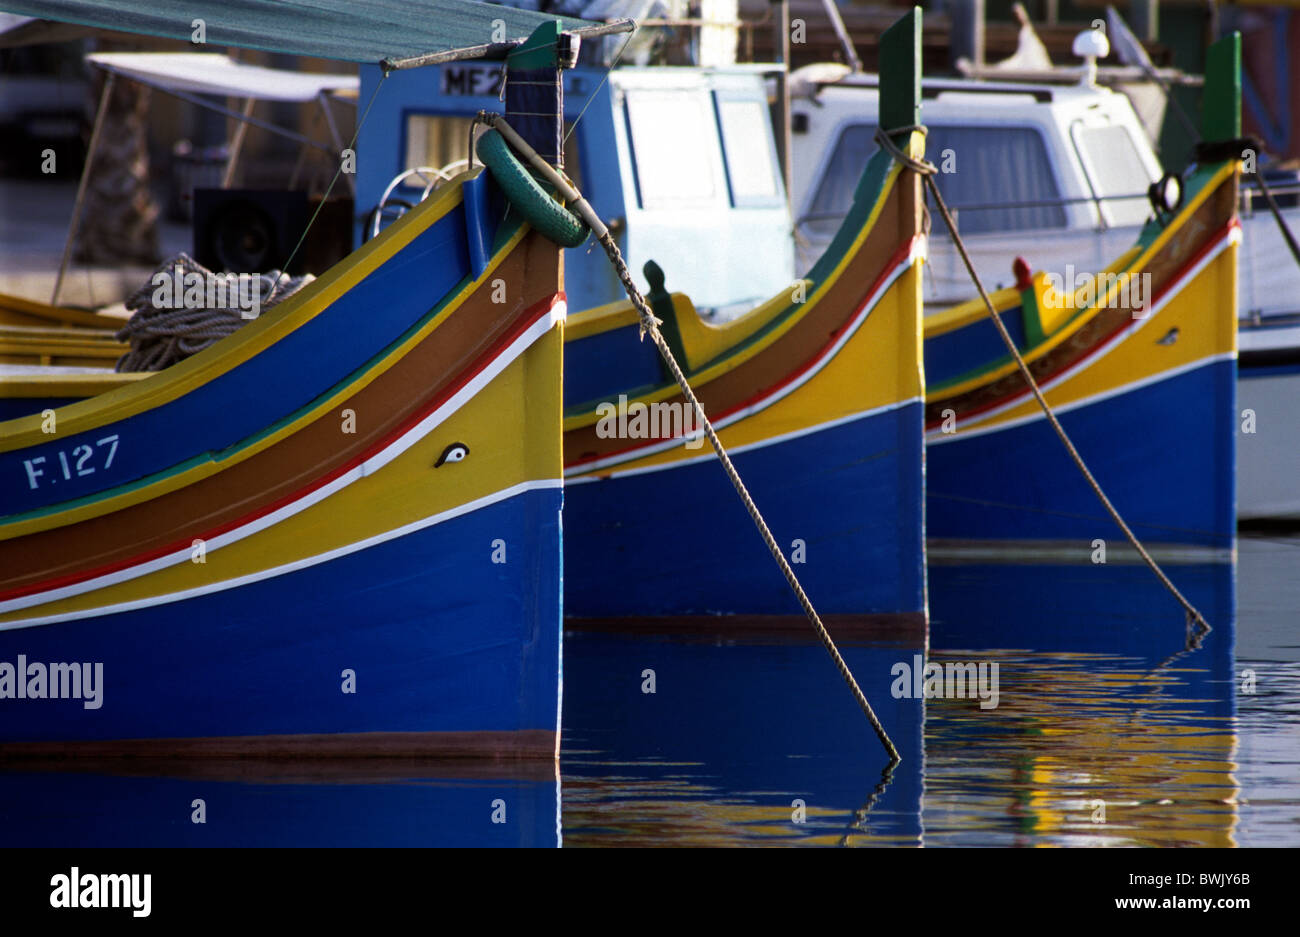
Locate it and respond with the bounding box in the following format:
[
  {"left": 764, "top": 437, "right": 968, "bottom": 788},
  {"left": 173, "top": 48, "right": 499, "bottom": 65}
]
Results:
[
  {"left": 805, "top": 123, "right": 1067, "bottom": 236},
  {"left": 1071, "top": 124, "right": 1154, "bottom": 227},
  {"left": 715, "top": 96, "right": 781, "bottom": 206},
  {"left": 624, "top": 90, "right": 720, "bottom": 208},
  {"left": 802, "top": 123, "right": 877, "bottom": 238},
  {"left": 405, "top": 114, "right": 468, "bottom": 178}
]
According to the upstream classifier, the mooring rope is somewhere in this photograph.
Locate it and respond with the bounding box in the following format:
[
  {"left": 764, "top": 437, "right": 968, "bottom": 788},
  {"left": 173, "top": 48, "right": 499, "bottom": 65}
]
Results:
[
  {"left": 1252, "top": 169, "right": 1300, "bottom": 272},
  {"left": 874, "top": 126, "right": 1211, "bottom": 635},
  {"left": 480, "top": 113, "right": 900, "bottom": 763},
  {"left": 601, "top": 233, "right": 902, "bottom": 763}
]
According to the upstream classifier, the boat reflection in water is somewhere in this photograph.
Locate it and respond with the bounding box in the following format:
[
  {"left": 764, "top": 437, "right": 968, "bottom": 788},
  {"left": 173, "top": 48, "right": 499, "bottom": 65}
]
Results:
[
  {"left": 561, "top": 618, "right": 928, "bottom": 847},
  {"left": 0, "top": 559, "right": 1241, "bottom": 847},
  {"left": 925, "top": 549, "right": 1239, "bottom": 846},
  {"left": 0, "top": 760, "right": 560, "bottom": 847},
  {"left": 563, "top": 552, "right": 1238, "bottom": 847}
]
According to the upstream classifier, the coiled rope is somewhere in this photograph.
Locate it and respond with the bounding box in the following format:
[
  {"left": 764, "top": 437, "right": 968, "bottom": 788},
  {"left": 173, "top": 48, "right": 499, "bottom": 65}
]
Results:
[
  {"left": 874, "top": 125, "right": 1211, "bottom": 636},
  {"left": 115, "top": 253, "right": 313, "bottom": 372},
  {"left": 479, "top": 113, "right": 901, "bottom": 764},
  {"left": 116, "top": 76, "right": 393, "bottom": 373}
]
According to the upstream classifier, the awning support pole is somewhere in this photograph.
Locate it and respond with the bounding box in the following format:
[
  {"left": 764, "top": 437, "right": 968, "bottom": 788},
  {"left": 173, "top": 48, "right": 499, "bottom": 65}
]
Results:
[
  {"left": 381, "top": 18, "right": 635, "bottom": 72},
  {"left": 771, "top": 0, "right": 792, "bottom": 205},
  {"left": 317, "top": 90, "right": 355, "bottom": 196},
  {"left": 221, "top": 97, "right": 256, "bottom": 188},
  {"left": 52, "top": 71, "right": 115, "bottom": 306},
  {"left": 819, "top": 0, "right": 862, "bottom": 72}
]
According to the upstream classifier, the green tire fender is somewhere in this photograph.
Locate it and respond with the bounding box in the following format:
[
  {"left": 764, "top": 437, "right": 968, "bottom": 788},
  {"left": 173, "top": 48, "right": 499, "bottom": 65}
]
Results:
[{"left": 475, "top": 129, "right": 590, "bottom": 249}]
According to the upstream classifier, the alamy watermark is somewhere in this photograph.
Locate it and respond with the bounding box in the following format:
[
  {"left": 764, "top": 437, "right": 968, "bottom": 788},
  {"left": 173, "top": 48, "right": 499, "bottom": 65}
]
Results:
[
  {"left": 150, "top": 263, "right": 264, "bottom": 319},
  {"left": 890, "top": 654, "right": 999, "bottom": 709},
  {"left": 0, "top": 655, "right": 103, "bottom": 709},
  {"left": 595, "top": 394, "right": 705, "bottom": 449},
  {"left": 50, "top": 868, "right": 150, "bottom": 917},
  {"left": 1042, "top": 264, "right": 1152, "bottom": 318}
]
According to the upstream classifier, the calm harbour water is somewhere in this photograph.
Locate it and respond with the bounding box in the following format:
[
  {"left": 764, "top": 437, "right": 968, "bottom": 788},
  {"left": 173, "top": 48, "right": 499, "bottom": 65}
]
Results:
[{"left": 0, "top": 535, "right": 1295, "bottom": 847}]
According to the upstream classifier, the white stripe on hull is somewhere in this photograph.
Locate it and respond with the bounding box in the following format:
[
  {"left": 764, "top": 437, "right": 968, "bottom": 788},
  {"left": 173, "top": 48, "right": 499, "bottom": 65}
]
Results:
[{"left": 0, "top": 303, "right": 566, "bottom": 620}]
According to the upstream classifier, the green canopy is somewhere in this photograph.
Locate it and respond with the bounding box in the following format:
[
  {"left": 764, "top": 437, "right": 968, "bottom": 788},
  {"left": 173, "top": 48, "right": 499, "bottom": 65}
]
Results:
[{"left": 0, "top": 0, "right": 601, "bottom": 66}]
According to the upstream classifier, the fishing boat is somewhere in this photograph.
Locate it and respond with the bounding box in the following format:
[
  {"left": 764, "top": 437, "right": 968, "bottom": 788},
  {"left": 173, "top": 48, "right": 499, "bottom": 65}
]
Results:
[
  {"left": 789, "top": 27, "right": 1294, "bottom": 526},
  {"left": 786, "top": 33, "right": 1243, "bottom": 553},
  {"left": 557, "top": 10, "right": 927, "bottom": 621},
  {"left": 5, "top": 9, "right": 933, "bottom": 622},
  {"left": 0, "top": 2, "right": 625, "bottom": 759},
  {"left": 360, "top": 10, "right": 929, "bottom": 620},
  {"left": 920, "top": 35, "right": 1240, "bottom": 553}
]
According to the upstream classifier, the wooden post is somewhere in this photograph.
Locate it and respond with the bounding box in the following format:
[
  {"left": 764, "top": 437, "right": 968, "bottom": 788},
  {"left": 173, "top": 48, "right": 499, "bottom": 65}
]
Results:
[
  {"left": 1131, "top": 0, "right": 1158, "bottom": 43},
  {"left": 771, "top": 0, "right": 792, "bottom": 206},
  {"left": 1203, "top": 31, "right": 1241, "bottom": 143},
  {"left": 881, "top": 7, "right": 922, "bottom": 136},
  {"left": 504, "top": 22, "right": 568, "bottom": 168},
  {"left": 949, "top": 0, "right": 985, "bottom": 70},
  {"left": 221, "top": 97, "right": 255, "bottom": 189}
]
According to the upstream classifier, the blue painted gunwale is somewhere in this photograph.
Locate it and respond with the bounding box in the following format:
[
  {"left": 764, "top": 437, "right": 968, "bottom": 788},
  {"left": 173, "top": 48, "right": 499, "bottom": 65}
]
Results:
[
  {"left": 564, "top": 322, "right": 663, "bottom": 410},
  {"left": 0, "top": 397, "right": 79, "bottom": 422},
  {"left": 924, "top": 307, "right": 1029, "bottom": 390}
]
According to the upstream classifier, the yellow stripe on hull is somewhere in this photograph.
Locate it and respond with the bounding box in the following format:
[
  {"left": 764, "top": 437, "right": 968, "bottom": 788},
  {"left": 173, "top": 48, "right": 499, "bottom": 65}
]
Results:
[
  {"left": 570, "top": 255, "right": 925, "bottom": 478},
  {"left": 941, "top": 232, "right": 1237, "bottom": 436},
  {"left": 1, "top": 320, "right": 564, "bottom": 625},
  {"left": 925, "top": 163, "right": 1237, "bottom": 405}
]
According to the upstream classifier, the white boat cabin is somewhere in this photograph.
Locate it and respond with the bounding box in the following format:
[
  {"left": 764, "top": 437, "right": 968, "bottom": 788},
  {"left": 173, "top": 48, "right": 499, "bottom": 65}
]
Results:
[
  {"left": 788, "top": 68, "right": 1300, "bottom": 321},
  {"left": 356, "top": 63, "right": 795, "bottom": 317}
]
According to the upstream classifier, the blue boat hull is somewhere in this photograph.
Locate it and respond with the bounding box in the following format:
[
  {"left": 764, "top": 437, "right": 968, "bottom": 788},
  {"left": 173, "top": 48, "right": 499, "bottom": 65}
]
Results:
[
  {"left": 563, "top": 401, "right": 926, "bottom": 618},
  {"left": 0, "top": 487, "right": 562, "bottom": 750},
  {"left": 927, "top": 358, "right": 1236, "bottom": 549}
]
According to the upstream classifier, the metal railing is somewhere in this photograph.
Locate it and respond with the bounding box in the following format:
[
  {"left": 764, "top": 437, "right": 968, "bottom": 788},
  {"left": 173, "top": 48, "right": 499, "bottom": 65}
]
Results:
[{"left": 797, "top": 190, "right": 1154, "bottom": 233}]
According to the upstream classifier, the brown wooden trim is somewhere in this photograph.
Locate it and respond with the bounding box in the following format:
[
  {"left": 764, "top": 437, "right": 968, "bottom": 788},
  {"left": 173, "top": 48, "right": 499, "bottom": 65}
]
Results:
[
  {"left": 0, "top": 728, "right": 559, "bottom": 769},
  {"left": 566, "top": 611, "right": 927, "bottom": 646}
]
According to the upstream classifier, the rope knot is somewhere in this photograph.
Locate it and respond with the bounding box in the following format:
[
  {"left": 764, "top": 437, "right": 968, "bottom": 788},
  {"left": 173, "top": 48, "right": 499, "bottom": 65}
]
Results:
[{"left": 873, "top": 125, "right": 938, "bottom": 176}]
